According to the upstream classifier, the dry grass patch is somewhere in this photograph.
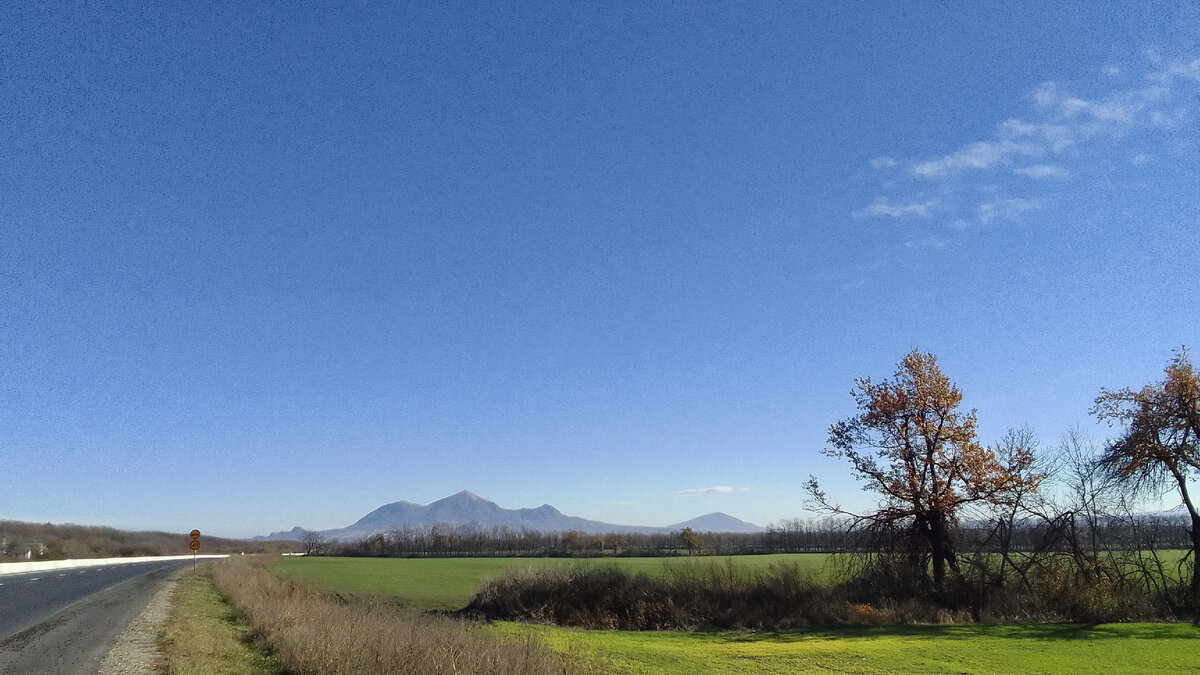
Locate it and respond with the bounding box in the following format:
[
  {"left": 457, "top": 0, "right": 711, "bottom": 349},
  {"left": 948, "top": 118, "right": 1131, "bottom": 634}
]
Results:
[
  {"left": 159, "top": 567, "right": 284, "bottom": 674},
  {"left": 212, "top": 557, "right": 578, "bottom": 675}
]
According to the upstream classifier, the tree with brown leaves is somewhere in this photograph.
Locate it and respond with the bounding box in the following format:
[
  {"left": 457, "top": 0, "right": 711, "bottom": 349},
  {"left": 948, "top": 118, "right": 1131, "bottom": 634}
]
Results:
[
  {"left": 807, "top": 350, "right": 1041, "bottom": 594},
  {"left": 1093, "top": 348, "right": 1200, "bottom": 612}
]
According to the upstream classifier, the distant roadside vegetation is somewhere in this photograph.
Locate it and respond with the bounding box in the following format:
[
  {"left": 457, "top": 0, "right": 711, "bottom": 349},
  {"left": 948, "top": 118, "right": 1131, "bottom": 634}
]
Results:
[{"left": 0, "top": 520, "right": 300, "bottom": 560}]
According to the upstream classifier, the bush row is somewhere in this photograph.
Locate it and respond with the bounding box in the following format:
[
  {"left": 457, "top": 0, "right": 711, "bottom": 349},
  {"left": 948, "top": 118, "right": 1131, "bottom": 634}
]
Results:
[
  {"left": 464, "top": 561, "right": 953, "bottom": 630},
  {"left": 463, "top": 555, "right": 1192, "bottom": 630}
]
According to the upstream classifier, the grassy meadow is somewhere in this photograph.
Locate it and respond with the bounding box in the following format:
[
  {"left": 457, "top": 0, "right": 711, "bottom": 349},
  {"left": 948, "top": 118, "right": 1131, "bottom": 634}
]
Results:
[
  {"left": 492, "top": 621, "right": 1200, "bottom": 674},
  {"left": 267, "top": 555, "right": 1200, "bottom": 673},
  {"left": 268, "top": 554, "right": 836, "bottom": 611}
]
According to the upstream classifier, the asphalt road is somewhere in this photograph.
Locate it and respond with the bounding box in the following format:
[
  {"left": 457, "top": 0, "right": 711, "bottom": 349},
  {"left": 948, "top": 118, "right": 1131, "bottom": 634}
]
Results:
[{"left": 0, "top": 560, "right": 187, "bottom": 673}]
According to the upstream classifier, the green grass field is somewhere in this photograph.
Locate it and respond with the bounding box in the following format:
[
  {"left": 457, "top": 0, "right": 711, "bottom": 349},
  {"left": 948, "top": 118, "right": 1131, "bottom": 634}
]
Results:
[
  {"left": 492, "top": 621, "right": 1200, "bottom": 674},
  {"left": 268, "top": 554, "right": 835, "bottom": 611},
  {"left": 268, "top": 555, "right": 1200, "bottom": 673}
]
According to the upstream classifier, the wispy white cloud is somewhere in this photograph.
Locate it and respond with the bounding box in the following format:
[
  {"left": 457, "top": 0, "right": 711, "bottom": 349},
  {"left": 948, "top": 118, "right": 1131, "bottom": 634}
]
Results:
[
  {"left": 1155, "top": 57, "right": 1200, "bottom": 83},
  {"left": 1172, "top": 58, "right": 1200, "bottom": 81},
  {"left": 921, "top": 57, "right": 1198, "bottom": 177},
  {"left": 853, "top": 198, "right": 935, "bottom": 218},
  {"left": 912, "top": 140, "right": 1039, "bottom": 177},
  {"left": 672, "top": 486, "right": 751, "bottom": 498},
  {"left": 998, "top": 119, "right": 1076, "bottom": 152},
  {"left": 1032, "top": 81, "right": 1168, "bottom": 126},
  {"left": 860, "top": 54, "right": 1200, "bottom": 244},
  {"left": 904, "top": 236, "right": 948, "bottom": 250},
  {"left": 978, "top": 198, "right": 1044, "bottom": 224},
  {"left": 1014, "top": 164, "right": 1070, "bottom": 179},
  {"left": 615, "top": 500, "right": 643, "bottom": 506}
]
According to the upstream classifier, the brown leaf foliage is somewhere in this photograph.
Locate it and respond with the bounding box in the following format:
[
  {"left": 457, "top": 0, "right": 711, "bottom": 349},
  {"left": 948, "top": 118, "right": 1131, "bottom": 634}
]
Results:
[
  {"left": 1093, "top": 348, "right": 1200, "bottom": 504},
  {"left": 823, "top": 351, "right": 1041, "bottom": 522}
]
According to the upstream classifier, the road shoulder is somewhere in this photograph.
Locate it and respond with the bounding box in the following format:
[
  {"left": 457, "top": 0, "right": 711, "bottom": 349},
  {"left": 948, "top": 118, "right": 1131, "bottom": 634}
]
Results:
[{"left": 98, "top": 566, "right": 183, "bottom": 674}]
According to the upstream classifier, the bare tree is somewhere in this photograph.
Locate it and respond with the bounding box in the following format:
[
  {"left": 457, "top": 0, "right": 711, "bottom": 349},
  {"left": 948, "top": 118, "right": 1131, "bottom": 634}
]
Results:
[
  {"left": 1094, "top": 348, "right": 1200, "bottom": 614},
  {"left": 303, "top": 530, "right": 327, "bottom": 556},
  {"left": 807, "top": 350, "right": 1043, "bottom": 594}
]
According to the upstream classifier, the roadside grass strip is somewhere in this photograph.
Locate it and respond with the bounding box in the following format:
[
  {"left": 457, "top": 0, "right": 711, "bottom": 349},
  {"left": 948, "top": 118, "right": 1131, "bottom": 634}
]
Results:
[
  {"left": 216, "top": 558, "right": 576, "bottom": 674},
  {"left": 491, "top": 622, "right": 1200, "bottom": 674},
  {"left": 159, "top": 569, "right": 284, "bottom": 674}
]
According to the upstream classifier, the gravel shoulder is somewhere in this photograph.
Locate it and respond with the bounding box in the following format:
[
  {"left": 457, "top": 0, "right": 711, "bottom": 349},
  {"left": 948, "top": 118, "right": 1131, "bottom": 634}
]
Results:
[{"left": 98, "top": 566, "right": 183, "bottom": 674}]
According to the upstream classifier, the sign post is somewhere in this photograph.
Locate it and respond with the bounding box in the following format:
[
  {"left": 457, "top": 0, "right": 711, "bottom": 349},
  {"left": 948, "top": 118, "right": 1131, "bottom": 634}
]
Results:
[{"left": 189, "top": 529, "right": 201, "bottom": 572}]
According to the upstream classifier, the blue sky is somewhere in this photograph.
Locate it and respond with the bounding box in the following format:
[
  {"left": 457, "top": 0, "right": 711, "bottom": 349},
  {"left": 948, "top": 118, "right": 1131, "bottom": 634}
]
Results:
[{"left": 3, "top": 3, "right": 1198, "bottom": 538}]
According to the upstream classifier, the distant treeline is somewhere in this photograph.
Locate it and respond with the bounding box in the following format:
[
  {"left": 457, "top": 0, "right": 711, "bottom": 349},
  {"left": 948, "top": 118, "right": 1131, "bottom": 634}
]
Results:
[
  {"left": 321, "top": 513, "right": 1191, "bottom": 559},
  {"left": 0, "top": 520, "right": 301, "bottom": 560}
]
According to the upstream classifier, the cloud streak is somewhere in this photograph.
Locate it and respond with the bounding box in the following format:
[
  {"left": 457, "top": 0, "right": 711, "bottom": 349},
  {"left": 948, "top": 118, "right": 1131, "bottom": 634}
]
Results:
[
  {"left": 904, "top": 236, "right": 948, "bottom": 249},
  {"left": 1014, "top": 164, "right": 1070, "bottom": 179},
  {"left": 1031, "top": 81, "right": 1167, "bottom": 126},
  {"left": 856, "top": 54, "right": 1200, "bottom": 239},
  {"left": 672, "top": 486, "right": 751, "bottom": 498},
  {"left": 978, "top": 198, "right": 1044, "bottom": 225},
  {"left": 853, "top": 198, "right": 936, "bottom": 218},
  {"left": 912, "top": 140, "right": 1038, "bottom": 178}
]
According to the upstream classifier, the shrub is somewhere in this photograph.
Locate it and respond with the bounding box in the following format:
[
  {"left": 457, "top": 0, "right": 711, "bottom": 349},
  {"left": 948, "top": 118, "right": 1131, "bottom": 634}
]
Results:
[
  {"left": 464, "top": 561, "right": 862, "bottom": 630},
  {"left": 465, "top": 554, "right": 1191, "bottom": 630}
]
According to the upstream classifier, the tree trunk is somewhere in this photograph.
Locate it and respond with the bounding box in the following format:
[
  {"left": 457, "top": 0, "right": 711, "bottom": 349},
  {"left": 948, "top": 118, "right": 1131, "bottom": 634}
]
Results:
[
  {"left": 1169, "top": 466, "right": 1200, "bottom": 623},
  {"left": 926, "top": 510, "right": 958, "bottom": 596},
  {"left": 1184, "top": 504, "right": 1200, "bottom": 624},
  {"left": 1189, "top": 511, "right": 1200, "bottom": 621}
]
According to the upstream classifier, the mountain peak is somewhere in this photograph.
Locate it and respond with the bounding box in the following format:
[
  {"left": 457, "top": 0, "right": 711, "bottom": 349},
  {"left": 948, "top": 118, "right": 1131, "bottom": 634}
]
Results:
[
  {"left": 262, "top": 491, "right": 764, "bottom": 540},
  {"left": 439, "top": 490, "right": 489, "bottom": 503},
  {"left": 668, "top": 512, "right": 763, "bottom": 533}
]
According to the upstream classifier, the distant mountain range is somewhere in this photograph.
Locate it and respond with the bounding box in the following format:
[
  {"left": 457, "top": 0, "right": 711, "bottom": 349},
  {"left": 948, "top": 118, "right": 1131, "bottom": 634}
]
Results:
[{"left": 257, "top": 490, "right": 763, "bottom": 541}]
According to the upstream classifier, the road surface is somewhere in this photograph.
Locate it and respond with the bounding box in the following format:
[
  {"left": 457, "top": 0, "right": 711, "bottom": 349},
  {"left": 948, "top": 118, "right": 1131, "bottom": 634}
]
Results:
[{"left": 0, "top": 560, "right": 187, "bottom": 673}]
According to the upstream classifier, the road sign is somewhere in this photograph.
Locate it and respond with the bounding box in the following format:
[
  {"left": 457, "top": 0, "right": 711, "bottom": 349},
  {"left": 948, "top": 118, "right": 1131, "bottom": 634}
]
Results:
[{"left": 189, "top": 530, "right": 202, "bottom": 571}]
